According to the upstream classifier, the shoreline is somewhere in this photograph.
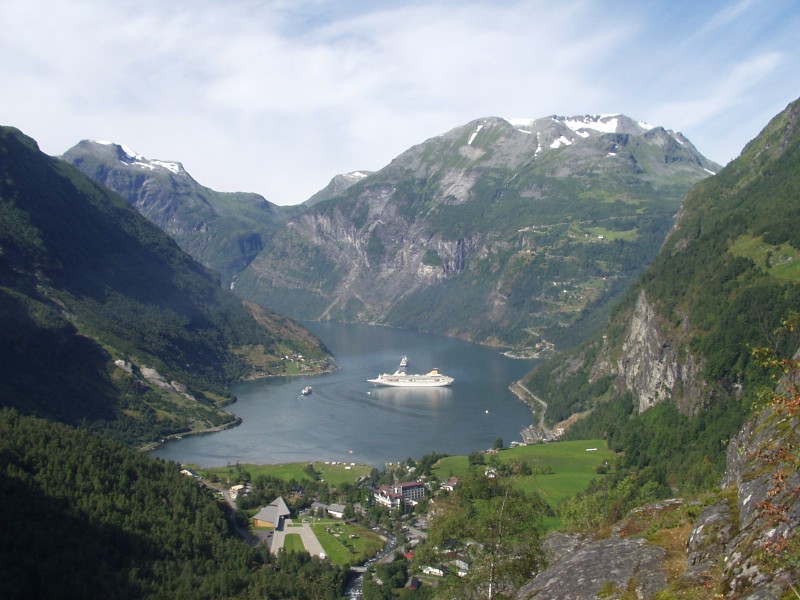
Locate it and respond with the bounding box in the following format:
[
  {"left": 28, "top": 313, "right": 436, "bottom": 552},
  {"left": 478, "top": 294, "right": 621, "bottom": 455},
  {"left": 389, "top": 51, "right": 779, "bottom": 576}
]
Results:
[
  {"left": 138, "top": 416, "right": 243, "bottom": 453},
  {"left": 140, "top": 362, "right": 338, "bottom": 453},
  {"left": 509, "top": 380, "right": 561, "bottom": 444}
]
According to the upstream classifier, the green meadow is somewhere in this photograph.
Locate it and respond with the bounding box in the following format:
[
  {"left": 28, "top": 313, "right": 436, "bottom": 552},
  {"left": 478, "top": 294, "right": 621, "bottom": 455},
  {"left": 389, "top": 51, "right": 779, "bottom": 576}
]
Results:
[
  {"left": 282, "top": 533, "right": 305, "bottom": 553},
  {"left": 197, "top": 460, "right": 372, "bottom": 487},
  {"left": 730, "top": 234, "right": 800, "bottom": 282},
  {"left": 310, "top": 520, "right": 384, "bottom": 566},
  {"left": 432, "top": 439, "right": 616, "bottom": 509}
]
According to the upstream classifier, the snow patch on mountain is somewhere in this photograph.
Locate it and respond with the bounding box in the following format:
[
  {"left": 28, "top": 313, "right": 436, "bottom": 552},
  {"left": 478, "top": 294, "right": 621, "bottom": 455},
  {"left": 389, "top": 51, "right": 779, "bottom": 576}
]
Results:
[
  {"left": 92, "top": 140, "right": 182, "bottom": 174},
  {"left": 150, "top": 160, "right": 181, "bottom": 174},
  {"left": 561, "top": 115, "right": 619, "bottom": 134},
  {"left": 467, "top": 124, "right": 484, "bottom": 146},
  {"left": 550, "top": 135, "right": 573, "bottom": 149}
]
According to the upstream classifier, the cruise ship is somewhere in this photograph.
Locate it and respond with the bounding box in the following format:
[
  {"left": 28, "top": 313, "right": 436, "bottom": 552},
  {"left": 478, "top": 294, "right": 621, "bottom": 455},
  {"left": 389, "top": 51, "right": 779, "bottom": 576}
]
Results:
[{"left": 368, "top": 367, "right": 454, "bottom": 387}]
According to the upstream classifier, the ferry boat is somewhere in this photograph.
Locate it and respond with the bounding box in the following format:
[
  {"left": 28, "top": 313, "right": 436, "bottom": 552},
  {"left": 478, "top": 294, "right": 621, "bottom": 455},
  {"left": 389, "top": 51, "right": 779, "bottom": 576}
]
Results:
[
  {"left": 368, "top": 368, "right": 453, "bottom": 388},
  {"left": 301, "top": 386, "right": 312, "bottom": 395}
]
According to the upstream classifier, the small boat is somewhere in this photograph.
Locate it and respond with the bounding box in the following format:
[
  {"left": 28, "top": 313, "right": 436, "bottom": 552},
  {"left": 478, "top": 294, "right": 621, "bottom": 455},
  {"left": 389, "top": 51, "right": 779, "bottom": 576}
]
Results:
[{"left": 301, "top": 386, "right": 312, "bottom": 396}]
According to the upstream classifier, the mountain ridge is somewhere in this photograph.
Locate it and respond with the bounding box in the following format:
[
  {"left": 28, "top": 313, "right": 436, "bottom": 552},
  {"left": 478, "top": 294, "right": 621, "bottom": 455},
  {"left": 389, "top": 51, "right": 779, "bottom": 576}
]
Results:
[
  {"left": 62, "top": 139, "right": 292, "bottom": 283},
  {"left": 231, "top": 112, "right": 718, "bottom": 350},
  {"left": 1, "top": 125, "right": 331, "bottom": 444}
]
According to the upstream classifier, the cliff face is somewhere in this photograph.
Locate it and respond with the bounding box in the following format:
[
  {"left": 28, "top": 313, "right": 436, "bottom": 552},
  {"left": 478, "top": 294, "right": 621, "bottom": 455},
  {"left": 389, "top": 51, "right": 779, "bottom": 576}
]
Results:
[
  {"left": 591, "top": 290, "right": 707, "bottom": 414},
  {"left": 683, "top": 356, "right": 800, "bottom": 599}
]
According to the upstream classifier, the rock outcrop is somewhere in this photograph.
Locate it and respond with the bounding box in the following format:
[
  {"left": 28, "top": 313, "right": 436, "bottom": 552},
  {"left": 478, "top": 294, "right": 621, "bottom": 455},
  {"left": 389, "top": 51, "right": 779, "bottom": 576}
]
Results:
[
  {"left": 517, "top": 532, "right": 668, "bottom": 599},
  {"left": 678, "top": 392, "right": 800, "bottom": 599}
]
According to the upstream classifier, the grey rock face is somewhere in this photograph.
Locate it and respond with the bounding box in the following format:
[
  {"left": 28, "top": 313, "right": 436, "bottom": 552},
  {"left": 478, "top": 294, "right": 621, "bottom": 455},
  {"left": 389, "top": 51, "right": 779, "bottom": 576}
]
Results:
[
  {"left": 718, "top": 404, "right": 800, "bottom": 599},
  {"left": 681, "top": 499, "right": 736, "bottom": 587},
  {"left": 517, "top": 535, "right": 667, "bottom": 600}
]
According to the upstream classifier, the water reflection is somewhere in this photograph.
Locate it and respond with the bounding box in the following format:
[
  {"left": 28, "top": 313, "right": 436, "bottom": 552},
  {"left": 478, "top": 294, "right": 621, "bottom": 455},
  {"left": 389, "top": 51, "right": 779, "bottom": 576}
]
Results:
[{"left": 367, "top": 386, "right": 454, "bottom": 405}]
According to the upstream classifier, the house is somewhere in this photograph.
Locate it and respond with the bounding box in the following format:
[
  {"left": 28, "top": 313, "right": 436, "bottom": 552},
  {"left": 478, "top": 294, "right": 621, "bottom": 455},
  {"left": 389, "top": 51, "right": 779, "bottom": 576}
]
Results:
[
  {"left": 374, "top": 487, "right": 403, "bottom": 509},
  {"left": 405, "top": 577, "right": 421, "bottom": 590},
  {"left": 327, "top": 503, "right": 346, "bottom": 519},
  {"left": 310, "top": 501, "right": 328, "bottom": 516},
  {"left": 422, "top": 565, "right": 446, "bottom": 577},
  {"left": 440, "top": 477, "right": 459, "bottom": 492},
  {"left": 252, "top": 496, "right": 291, "bottom": 529},
  {"left": 230, "top": 484, "right": 249, "bottom": 500},
  {"left": 179, "top": 467, "right": 199, "bottom": 478}
]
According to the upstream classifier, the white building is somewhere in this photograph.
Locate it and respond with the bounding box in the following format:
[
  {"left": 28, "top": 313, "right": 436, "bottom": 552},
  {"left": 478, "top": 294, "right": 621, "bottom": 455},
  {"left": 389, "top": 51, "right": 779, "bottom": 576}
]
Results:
[{"left": 374, "top": 481, "right": 426, "bottom": 509}]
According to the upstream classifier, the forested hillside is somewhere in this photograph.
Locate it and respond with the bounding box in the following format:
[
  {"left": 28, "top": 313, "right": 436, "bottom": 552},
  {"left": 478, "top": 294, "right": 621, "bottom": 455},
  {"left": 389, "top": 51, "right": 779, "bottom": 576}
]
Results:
[
  {"left": 524, "top": 97, "right": 800, "bottom": 494},
  {"left": 0, "top": 409, "right": 347, "bottom": 599},
  {"left": 0, "top": 126, "right": 331, "bottom": 445}
]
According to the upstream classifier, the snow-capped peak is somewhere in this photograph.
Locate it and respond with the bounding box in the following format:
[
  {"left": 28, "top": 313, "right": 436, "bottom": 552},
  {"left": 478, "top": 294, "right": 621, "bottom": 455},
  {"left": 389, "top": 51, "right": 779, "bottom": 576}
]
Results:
[
  {"left": 558, "top": 114, "right": 620, "bottom": 134},
  {"left": 91, "top": 140, "right": 182, "bottom": 174}
]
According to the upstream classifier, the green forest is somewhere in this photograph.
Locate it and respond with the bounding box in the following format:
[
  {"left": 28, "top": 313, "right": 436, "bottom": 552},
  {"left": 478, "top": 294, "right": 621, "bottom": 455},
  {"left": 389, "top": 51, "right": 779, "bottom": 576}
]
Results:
[{"left": 0, "top": 409, "right": 348, "bottom": 599}]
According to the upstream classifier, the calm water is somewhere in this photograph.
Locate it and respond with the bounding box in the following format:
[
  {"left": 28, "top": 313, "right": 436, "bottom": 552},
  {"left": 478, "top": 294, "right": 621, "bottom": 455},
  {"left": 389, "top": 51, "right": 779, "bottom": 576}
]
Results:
[{"left": 151, "top": 322, "right": 537, "bottom": 467}]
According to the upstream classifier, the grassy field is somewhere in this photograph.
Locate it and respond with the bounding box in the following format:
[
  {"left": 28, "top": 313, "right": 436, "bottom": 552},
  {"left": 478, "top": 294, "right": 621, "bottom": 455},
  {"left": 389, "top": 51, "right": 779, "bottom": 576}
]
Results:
[
  {"left": 283, "top": 533, "right": 305, "bottom": 553},
  {"left": 309, "top": 520, "right": 384, "bottom": 566},
  {"left": 196, "top": 460, "right": 371, "bottom": 487},
  {"left": 730, "top": 234, "right": 800, "bottom": 281},
  {"left": 432, "top": 439, "right": 616, "bottom": 509}
]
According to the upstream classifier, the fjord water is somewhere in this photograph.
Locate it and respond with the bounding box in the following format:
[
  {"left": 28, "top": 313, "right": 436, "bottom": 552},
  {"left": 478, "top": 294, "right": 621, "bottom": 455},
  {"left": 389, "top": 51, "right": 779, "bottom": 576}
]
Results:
[{"left": 152, "top": 322, "right": 537, "bottom": 467}]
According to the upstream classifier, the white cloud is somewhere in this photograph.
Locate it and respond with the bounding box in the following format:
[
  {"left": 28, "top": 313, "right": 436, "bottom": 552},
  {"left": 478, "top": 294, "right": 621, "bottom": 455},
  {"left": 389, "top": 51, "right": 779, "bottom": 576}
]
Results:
[{"left": 1, "top": 0, "right": 799, "bottom": 203}]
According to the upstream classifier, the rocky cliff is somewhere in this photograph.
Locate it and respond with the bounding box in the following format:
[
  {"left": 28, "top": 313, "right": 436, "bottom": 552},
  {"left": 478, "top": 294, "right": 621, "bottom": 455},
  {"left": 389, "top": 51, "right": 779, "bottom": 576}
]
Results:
[{"left": 590, "top": 289, "right": 708, "bottom": 415}]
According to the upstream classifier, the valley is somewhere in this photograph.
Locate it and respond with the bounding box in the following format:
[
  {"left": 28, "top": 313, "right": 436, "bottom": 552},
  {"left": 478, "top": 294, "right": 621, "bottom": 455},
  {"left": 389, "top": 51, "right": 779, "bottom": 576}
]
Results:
[{"left": 1, "top": 96, "right": 799, "bottom": 598}]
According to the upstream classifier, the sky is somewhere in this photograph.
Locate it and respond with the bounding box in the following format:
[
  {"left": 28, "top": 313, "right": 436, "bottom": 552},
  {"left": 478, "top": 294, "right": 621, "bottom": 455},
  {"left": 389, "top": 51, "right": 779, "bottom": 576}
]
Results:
[{"left": 1, "top": 1, "right": 799, "bottom": 206}]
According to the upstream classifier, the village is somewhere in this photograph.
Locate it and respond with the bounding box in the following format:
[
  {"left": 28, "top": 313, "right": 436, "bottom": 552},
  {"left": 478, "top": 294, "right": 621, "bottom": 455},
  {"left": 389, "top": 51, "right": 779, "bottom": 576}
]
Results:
[
  {"left": 180, "top": 438, "right": 619, "bottom": 596},
  {"left": 182, "top": 459, "right": 470, "bottom": 592}
]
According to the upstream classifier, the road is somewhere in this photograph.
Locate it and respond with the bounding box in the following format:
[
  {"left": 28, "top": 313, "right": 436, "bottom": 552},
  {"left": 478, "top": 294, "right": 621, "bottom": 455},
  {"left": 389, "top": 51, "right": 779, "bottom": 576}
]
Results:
[{"left": 510, "top": 381, "right": 554, "bottom": 442}]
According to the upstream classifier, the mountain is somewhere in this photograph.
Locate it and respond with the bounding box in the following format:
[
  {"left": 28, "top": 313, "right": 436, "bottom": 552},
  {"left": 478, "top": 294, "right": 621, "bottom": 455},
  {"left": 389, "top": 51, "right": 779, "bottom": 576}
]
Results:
[
  {"left": 527, "top": 99, "right": 800, "bottom": 439},
  {"left": 304, "top": 171, "right": 373, "bottom": 207},
  {"left": 0, "top": 126, "right": 331, "bottom": 445},
  {"left": 516, "top": 99, "right": 800, "bottom": 597},
  {"left": 232, "top": 114, "right": 719, "bottom": 351},
  {"left": 62, "top": 140, "right": 293, "bottom": 283}
]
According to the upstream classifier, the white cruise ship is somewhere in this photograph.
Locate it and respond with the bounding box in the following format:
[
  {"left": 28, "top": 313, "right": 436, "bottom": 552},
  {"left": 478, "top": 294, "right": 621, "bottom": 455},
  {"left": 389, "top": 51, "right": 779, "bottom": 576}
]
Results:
[{"left": 368, "top": 367, "right": 454, "bottom": 387}]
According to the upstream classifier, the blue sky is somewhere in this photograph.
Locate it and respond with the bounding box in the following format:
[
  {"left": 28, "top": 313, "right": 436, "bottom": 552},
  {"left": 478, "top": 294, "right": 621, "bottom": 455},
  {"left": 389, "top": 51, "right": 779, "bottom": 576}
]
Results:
[{"left": 1, "top": 0, "right": 798, "bottom": 205}]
